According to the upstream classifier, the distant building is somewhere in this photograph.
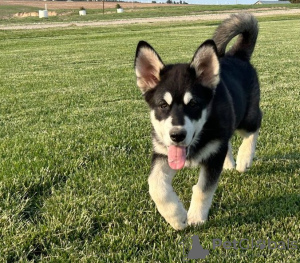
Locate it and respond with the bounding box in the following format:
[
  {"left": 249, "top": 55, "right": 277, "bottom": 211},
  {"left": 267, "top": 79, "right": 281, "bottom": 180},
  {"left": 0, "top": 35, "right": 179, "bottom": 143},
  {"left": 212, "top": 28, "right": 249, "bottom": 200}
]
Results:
[{"left": 254, "top": 1, "right": 291, "bottom": 4}]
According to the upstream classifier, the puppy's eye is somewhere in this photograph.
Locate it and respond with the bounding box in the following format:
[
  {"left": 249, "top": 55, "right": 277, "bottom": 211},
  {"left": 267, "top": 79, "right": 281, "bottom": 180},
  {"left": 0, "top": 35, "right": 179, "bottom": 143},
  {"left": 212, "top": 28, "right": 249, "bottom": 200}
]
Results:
[
  {"left": 188, "top": 99, "right": 198, "bottom": 107},
  {"left": 159, "top": 102, "right": 169, "bottom": 109}
]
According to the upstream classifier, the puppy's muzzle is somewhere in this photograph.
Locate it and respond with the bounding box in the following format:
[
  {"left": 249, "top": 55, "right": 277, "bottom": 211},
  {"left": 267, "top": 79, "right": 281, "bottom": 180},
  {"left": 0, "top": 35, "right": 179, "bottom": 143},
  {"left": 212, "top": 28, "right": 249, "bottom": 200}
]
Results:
[{"left": 170, "top": 128, "right": 187, "bottom": 143}]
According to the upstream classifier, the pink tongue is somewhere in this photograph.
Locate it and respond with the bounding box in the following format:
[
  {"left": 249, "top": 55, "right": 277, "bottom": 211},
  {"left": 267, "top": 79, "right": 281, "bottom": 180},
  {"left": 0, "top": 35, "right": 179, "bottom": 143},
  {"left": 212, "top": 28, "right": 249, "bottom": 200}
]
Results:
[{"left": 168, "top": 146, "right": 186, "bottom": 170}]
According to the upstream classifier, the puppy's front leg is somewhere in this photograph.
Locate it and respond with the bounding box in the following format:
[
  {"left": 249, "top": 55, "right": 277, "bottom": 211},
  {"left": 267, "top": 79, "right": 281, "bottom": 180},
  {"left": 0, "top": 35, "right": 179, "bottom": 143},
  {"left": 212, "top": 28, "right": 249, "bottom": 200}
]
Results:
[
  {"left": 187, "top": 160, "right": 223, "bottom": 226},
  {"left": 148, "top": 157, "right": 187, "bottom": 230}
]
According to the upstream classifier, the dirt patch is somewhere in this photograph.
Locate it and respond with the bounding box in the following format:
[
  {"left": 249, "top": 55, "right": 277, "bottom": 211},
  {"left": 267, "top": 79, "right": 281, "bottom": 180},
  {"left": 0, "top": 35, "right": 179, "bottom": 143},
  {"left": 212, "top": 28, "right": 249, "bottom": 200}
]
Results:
[
  {"left": 13, "top": 11, "right": 57, "bottom": 18},
  {"left": 13, "top": 11, "right": 39, "bottom": 18}
]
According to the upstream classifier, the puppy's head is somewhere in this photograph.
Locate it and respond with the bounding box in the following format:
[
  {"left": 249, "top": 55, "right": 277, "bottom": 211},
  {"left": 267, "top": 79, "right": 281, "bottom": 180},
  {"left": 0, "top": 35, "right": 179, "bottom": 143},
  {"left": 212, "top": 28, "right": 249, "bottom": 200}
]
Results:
[{"left": 134, "top": 40, "right": 220, "bottom": 169}]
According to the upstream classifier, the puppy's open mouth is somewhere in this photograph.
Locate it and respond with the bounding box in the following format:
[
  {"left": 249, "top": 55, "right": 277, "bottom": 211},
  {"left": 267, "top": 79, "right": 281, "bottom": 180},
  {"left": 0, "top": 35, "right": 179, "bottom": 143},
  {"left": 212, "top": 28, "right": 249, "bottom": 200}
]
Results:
[{"left": 167, "top": 145, "right": 186, "bottom": 170}]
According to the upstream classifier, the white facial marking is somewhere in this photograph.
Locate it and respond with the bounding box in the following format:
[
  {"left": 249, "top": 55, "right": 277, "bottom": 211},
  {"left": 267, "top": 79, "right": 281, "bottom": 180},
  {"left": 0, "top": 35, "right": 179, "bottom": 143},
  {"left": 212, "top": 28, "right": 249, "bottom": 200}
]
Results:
[
  {"left": 163, "top": 92, "right": 173, "bottom": 106},
  {"left": 153, "top": 138, "right": 168, "bottom": 155},
  {"left": 185, "top": 109, "right": 208, "bottom": 145},
  {"left": 151, "top": 107, "right": 208, "bottom": 149},
  {"left": 183, "top": 92, "right": 193, "bottom": 105},
  {"left": 150, "top": 110, "right": 173, "bottom": 146}
]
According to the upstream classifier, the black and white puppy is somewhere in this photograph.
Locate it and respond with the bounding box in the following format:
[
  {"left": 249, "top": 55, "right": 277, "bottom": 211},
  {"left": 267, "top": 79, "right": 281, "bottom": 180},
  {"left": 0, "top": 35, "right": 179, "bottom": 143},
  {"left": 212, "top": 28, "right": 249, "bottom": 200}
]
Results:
[{"left": 134, "top": 13, "right": 262, "bottom": 230}]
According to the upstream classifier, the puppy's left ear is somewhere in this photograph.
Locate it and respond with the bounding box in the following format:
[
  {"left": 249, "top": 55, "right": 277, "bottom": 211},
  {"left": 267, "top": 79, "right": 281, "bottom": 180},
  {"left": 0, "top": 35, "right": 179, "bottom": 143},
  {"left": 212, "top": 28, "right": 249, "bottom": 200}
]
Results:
[
  {"left": 134, "top": 41, "right": 165, "bottom": 94},
  {"left": 190, "top": 40, "right": 220, "bottom": 89}
]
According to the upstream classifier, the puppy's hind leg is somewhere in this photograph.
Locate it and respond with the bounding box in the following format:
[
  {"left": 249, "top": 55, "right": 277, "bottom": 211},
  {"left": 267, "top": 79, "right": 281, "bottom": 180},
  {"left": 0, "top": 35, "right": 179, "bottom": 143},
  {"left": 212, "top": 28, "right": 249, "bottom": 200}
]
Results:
[
  {"left": 223, "top": 141, "right": 235, "bottom": 170},
  {"left": 236, "top": 130, "right": 259, "bottom": 172},
  {"left": 148, "top": 156, "right": 187, "bottom": 230}
]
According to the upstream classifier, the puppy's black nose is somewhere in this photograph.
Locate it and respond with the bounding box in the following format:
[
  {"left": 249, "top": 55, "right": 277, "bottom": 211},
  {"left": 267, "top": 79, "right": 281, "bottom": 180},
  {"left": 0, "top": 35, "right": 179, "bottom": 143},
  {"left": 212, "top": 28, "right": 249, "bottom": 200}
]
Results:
[{"left": 170, "top": 128, "right": 187, "bottom": 143}]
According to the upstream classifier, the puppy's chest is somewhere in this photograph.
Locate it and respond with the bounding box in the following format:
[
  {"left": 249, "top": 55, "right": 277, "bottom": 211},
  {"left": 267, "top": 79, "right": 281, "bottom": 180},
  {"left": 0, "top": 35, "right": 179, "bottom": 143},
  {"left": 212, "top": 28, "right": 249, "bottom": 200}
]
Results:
[{"left": 185, "top": 139, "right": 222, "bottom": 167}]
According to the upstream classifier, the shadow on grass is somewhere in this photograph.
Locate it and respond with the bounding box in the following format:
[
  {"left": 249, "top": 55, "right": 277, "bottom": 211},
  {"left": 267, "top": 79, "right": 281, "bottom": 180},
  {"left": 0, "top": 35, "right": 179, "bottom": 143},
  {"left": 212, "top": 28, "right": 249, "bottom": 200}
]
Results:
[
  {"left": 20, "top": 171, "right": 69, "bottom": 221},
  {"left": 180, "top": 152, "right": 299, "bottom": 232},
  {"left": 209, "top": 152, "right": 299, "bottom": 228},
  {"left": 211, "top": 193, "right": 299, "bottom": 228}
]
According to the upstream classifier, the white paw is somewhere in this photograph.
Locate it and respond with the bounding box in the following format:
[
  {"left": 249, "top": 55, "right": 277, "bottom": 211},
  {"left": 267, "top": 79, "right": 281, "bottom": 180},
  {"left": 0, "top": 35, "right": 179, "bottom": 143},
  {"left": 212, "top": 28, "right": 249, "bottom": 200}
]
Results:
[
  {"left": 223, "top": 142, "right": 235, "bottom": 170},
  {"left": 236, "top": 156, "right": 252, "bottom": 172},
  {"left": 165, "top": 207, "right": 188, "bottom": 230},
  {"left": 223, "top": 159, "right": 235, "bottom": 170},
  {"left": 187, "top": 209, "right": 207, "bottom": 226}
]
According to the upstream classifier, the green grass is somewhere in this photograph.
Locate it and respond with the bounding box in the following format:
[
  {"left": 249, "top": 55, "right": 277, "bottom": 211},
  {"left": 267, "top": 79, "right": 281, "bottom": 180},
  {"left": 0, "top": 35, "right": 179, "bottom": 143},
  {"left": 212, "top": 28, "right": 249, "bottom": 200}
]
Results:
[
  {"left": 1, "top": 4, "right": 300, "bottom": 24},
  {"left": 0, "top": 15, "right": 300, "bottom": 262}
]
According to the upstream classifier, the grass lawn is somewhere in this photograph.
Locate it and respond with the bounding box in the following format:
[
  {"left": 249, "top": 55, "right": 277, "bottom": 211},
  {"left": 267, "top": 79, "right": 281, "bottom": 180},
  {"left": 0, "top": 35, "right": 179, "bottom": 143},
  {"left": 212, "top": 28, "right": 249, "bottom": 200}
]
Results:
[{"left": 0, "top": 14, "right": 299, "bottom": 262}]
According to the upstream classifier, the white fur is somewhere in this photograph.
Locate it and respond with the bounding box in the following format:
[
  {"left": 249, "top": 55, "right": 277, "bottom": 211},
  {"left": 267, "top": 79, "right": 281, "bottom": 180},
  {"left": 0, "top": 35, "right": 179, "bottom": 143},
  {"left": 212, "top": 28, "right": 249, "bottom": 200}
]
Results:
[
  {"left": 153, "top": 139, "right": 168, "bottom": 156},
  {"left": 183, "top": 109, "right": 208, "bottom": 148},
  {"left": 183, "top": 92, "right": 193, "bottom": 105},
  {"left": 186, "top": 140, "right": 221, "bottom": 167},
  {"left": 187, "top": 166, "right": 217, "bottom": 225},
  {"left": 150, "top": 109, "right": 208, "bottom": 148},
  {"left": 150, "top": 111, "right": 173, "bottom": 146},
  {"left": 223, "top": 141, "right": 236, "bottom": 170},
  {"left": 163, "top": 92, "right": 173, "bottom": 106},
  {"left": 148, "top": 159, "right": 187, "bottom": 230},
  {"left": 236, "top": 130, "right": 259, "bottom": 172}
]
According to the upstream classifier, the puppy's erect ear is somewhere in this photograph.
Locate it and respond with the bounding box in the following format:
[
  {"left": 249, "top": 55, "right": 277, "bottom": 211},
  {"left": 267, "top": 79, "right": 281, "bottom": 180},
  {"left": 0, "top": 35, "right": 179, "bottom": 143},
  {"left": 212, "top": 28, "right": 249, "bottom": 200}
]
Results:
[
  {"left": 190, "top": 40, "right": 220, "bottom": 89},
  {"left": 134, "top": 41, "right": 164, "bottom": 94}
]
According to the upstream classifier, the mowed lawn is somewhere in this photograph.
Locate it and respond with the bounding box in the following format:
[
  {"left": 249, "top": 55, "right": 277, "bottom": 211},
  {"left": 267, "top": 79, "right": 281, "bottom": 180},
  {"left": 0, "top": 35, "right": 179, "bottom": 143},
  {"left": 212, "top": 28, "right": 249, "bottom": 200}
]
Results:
[{"left": 0, "top": 16, "right": 299, "bottom": 262}]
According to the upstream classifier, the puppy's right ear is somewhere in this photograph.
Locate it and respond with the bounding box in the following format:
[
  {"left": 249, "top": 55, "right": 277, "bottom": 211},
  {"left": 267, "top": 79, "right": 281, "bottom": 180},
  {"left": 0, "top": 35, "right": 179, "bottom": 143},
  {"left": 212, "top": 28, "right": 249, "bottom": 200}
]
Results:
[
  {"left": 134, "top": 41, "right": 164, "bottom": 94},
  {"left": 190, "top": 40, "right": 220, "bottom": 89}
]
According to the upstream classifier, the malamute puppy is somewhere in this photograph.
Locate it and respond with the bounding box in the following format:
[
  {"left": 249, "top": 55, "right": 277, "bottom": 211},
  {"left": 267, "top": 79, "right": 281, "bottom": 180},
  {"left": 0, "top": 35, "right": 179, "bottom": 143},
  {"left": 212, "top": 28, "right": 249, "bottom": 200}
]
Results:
[{"left": 134, "top": 13, "right": 262, "bottom": 230}]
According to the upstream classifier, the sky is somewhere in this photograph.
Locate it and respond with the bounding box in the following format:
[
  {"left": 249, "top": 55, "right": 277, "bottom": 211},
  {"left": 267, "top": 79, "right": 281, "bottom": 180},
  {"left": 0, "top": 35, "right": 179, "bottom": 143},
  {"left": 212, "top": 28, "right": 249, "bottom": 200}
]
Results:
[
  {"left": 135, "top": 0, "right": 257, "bottom": 4},
  {"left": 187, "top": 0, "right": 255, "bottom": 3}
]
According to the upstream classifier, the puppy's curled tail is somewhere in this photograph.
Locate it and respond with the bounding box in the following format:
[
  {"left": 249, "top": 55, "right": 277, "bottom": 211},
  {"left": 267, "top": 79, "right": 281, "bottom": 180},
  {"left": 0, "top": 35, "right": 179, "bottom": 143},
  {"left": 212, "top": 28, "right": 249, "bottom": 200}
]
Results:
[{"left": 213, "top": 13, "right": 258, "bottom": 61}]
